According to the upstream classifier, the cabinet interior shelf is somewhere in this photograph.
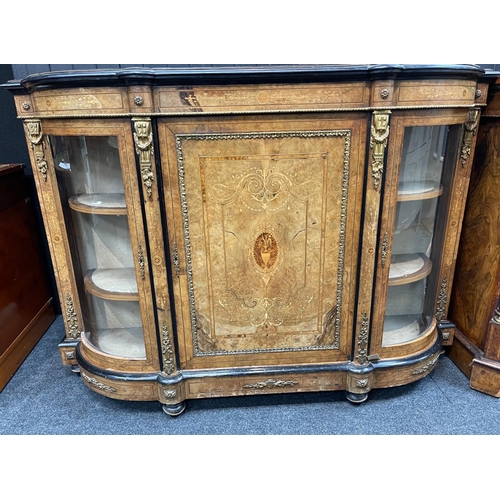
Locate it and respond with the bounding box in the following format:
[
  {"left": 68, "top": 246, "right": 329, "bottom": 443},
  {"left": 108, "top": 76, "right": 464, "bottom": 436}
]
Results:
[
  {"left": 388, "top": 252, "right": 432, "bottom": 286},
  {"left": 84, "top": 268, "right": 139, "bottom": 301},
  {"left": 397, "top": 181, "right": 443, "bottom": 202},
  {"left": 84, "top": 329, "right": 146, "bottom": 359},
  {"left": 68, "top": 193, "right": 127, "bottom": 215}
]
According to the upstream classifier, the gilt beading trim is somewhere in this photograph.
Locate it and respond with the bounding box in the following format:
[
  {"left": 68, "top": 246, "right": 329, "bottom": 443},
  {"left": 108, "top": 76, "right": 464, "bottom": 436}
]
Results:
[
  {"left": 16, "top": 104, "right": 486, "bottom": 121},
  {"left": 176, "top": 130, "right": 351, "bottom": 357}
]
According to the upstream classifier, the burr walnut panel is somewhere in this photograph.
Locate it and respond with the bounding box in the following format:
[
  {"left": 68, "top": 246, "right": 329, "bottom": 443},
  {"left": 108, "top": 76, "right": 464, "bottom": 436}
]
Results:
[
  {"left": 155, "top": 83, "right": 370, "bottom": 114},
  {"left": 159, "top": 115, "right": 366, "bottom": 368}
]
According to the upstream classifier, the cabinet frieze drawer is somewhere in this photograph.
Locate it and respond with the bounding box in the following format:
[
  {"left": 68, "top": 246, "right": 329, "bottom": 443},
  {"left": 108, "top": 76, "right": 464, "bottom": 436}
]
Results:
[
  {"left": 29, "top": 88, "right": 129, "bottom": 115},
  {"left": 155, "top": 83, "right": 371, "bottom": 114},
  {"left": 186, "top": 372, "right": 346, "bottom": 399},
  {"left": 395, "top": 81, "right": 478, "bottom": 107}
]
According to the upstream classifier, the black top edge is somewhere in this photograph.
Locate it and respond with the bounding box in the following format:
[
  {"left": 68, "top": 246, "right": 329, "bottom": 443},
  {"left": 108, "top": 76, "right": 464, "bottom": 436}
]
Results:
[{"left": 1, "top": 64, "right": 485, "bottom": 92}]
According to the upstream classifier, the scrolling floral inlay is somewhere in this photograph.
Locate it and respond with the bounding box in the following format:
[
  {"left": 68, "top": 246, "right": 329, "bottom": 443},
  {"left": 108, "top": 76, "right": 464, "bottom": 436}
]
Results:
[
  {"left": 460, "top": 108, "right": 480, "bottom": 166},
  {"left": 175, "top": 130, "right": 352, "bottom": 357},
  {"left": 132, "top": 118, "right": 155, "bottom": 197},
  {"left": 25, "top": 119, "right": 48, "bottom": 181},
  {"left": 370, "top": 110, "right": 391, "bottom": 190},
  {"left": 243, "top": 379, "right": 299, "bottom": 389},
  {"left": 356, "top": 312, "right": 369, "bottom": 364},
  {"left": 65, "top": 293, "right": 80, "bottom": 339},
  {"left": 435, "top": 275, "right": 448, "bottom": 321},
  {"left": 161, "top": 322, "right": 175, "bottom": 375}
]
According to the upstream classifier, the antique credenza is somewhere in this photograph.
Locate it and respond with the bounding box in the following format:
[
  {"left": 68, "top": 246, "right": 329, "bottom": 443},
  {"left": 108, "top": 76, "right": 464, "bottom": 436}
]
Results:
[{"left": 4, "top": 65, "right": 488, "bottom": 414}]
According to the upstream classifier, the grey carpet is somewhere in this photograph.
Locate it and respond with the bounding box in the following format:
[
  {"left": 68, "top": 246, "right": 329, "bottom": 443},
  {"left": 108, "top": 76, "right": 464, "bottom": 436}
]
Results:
[{"left": 1, "top": 315, "right": 499, "bottom": 435}]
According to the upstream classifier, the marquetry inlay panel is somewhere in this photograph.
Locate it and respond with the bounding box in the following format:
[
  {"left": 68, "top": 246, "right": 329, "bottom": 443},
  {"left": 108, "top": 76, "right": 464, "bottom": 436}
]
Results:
[{"left": 164, "top": 120, "right": 364, "bottom": 360}]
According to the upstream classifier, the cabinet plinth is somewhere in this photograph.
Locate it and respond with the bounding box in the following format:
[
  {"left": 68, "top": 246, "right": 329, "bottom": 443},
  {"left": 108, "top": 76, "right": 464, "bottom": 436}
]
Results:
[{"left": 5, "top": 64, "right": 485, "bottom": 413}]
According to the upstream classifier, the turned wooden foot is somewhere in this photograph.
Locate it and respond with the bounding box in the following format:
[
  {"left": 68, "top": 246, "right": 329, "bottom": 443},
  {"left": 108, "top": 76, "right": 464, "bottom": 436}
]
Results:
[
  {"left": 345, "top": 391, "right": 368, "bottom": 404},
  {"left": 162, "top": 401, "right": 187, "bottom": 417}
]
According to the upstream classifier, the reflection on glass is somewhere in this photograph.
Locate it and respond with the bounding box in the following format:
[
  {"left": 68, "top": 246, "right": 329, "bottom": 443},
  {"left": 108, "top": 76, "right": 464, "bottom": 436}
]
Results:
[
  {"left": 51, "top": 135, "right": 146, "bottom": 358},
  {"left": 382, "top": 125, "right": 450, "bottom": 346}
]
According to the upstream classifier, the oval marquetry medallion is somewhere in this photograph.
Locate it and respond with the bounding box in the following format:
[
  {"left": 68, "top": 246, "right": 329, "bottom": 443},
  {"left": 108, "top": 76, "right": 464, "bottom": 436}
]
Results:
[{"left": 253, "top": 232, "right": 279, "bottom": 272}]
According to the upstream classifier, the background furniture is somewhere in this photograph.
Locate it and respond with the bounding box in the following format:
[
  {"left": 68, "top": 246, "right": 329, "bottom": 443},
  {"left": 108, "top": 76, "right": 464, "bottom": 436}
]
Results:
[
  {"left": 5, "top": 65, "right": 486, "bottom": 414},
  {"left": 448, "top": 72, "right": 500, "bottom": 396},
  {"left": 0, "top": 163, "right": 55, "bottom": 391}
]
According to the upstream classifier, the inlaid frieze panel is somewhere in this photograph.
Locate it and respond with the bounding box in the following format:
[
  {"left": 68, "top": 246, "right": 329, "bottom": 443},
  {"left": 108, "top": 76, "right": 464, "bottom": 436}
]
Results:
[{"left": 167, "top": 123, "right": 363, "bottom": 358}]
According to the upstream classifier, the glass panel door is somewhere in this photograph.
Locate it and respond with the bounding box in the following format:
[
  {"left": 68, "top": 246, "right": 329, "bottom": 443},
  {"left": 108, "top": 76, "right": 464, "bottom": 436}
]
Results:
[
  {"left": 50, "top": 134, "right": 146, "bottom": 359},
  {"left": 382, "top": 124, "right": 454, "bottom": 346}
]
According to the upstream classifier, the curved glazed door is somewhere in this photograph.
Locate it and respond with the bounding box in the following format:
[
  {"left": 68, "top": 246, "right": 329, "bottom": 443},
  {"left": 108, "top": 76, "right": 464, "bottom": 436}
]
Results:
[
  {"left": 371, "top": 109, "right": 476, "bottom": 358},
  {"left": 35, "top": 119, "right": 160, "bottom": 372},
  {"left": 159, "top": 113, "right": 367, "bottom": 370}
]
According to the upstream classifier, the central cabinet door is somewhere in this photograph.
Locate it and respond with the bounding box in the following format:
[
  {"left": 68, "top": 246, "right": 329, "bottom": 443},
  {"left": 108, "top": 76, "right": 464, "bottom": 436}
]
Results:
[{"left": 159, "top": 114, "right": 367, "bottom": 369}]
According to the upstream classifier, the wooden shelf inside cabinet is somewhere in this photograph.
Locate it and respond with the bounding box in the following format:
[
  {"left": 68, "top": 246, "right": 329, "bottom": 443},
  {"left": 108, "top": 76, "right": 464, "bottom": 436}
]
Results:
[
  {"left": 68, "top": 193, "right": 127, "bottom": 215},
  {"left": 383, "top": 315, "right": 436, "bottom": 346},
  {"left": 84, "top": 268, "right": 139, "bottom": 301},
  {"left": 84, "top": 329, "right": 146, "bottom": 359},
  {"left": 397, "top": 181, "right": 443, "bottom": 202},
  {"left": 388, "top": 253, "right": 432, "bottom": 286}
]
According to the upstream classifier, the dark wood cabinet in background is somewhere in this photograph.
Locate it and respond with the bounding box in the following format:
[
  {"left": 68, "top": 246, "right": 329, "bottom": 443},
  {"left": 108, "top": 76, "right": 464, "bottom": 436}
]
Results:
[
  {"left": 448, "top": 73, "right": 500, "bottom": 396},
  {"left": 0, "top": 163, "right": 55, "bottom": 391}
]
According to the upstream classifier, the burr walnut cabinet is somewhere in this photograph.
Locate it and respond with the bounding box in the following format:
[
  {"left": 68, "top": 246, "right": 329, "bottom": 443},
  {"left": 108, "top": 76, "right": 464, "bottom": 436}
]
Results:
[
  {"left": 4, "top": 65, "right": 487, "bottom": 415},
  {"left": 448, "top": 72, "right": 500, "bottom": 396}
]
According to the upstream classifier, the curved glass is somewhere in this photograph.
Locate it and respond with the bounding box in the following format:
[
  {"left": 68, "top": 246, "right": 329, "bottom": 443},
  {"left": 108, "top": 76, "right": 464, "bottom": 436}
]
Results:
[
  {"left": 382, "top": 125, "right": 453, "bottom": 346},
  {"left": 50, "top": 135, "right": 146, "bottom": 358}
]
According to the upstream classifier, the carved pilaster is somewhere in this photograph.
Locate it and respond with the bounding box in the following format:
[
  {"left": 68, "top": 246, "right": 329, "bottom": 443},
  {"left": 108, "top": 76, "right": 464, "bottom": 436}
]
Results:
[
  {"left": 25, "top": 119, "right": 48, "bottom": 182},
  {"left": 370, "top": 110, "right": 391, "bottom": 190},
  {"left": 132, "top": 118, "right": 155, "bottom": 197},
  {"left": 460, "top": 108, "right": 480, "bottom": 166}
]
